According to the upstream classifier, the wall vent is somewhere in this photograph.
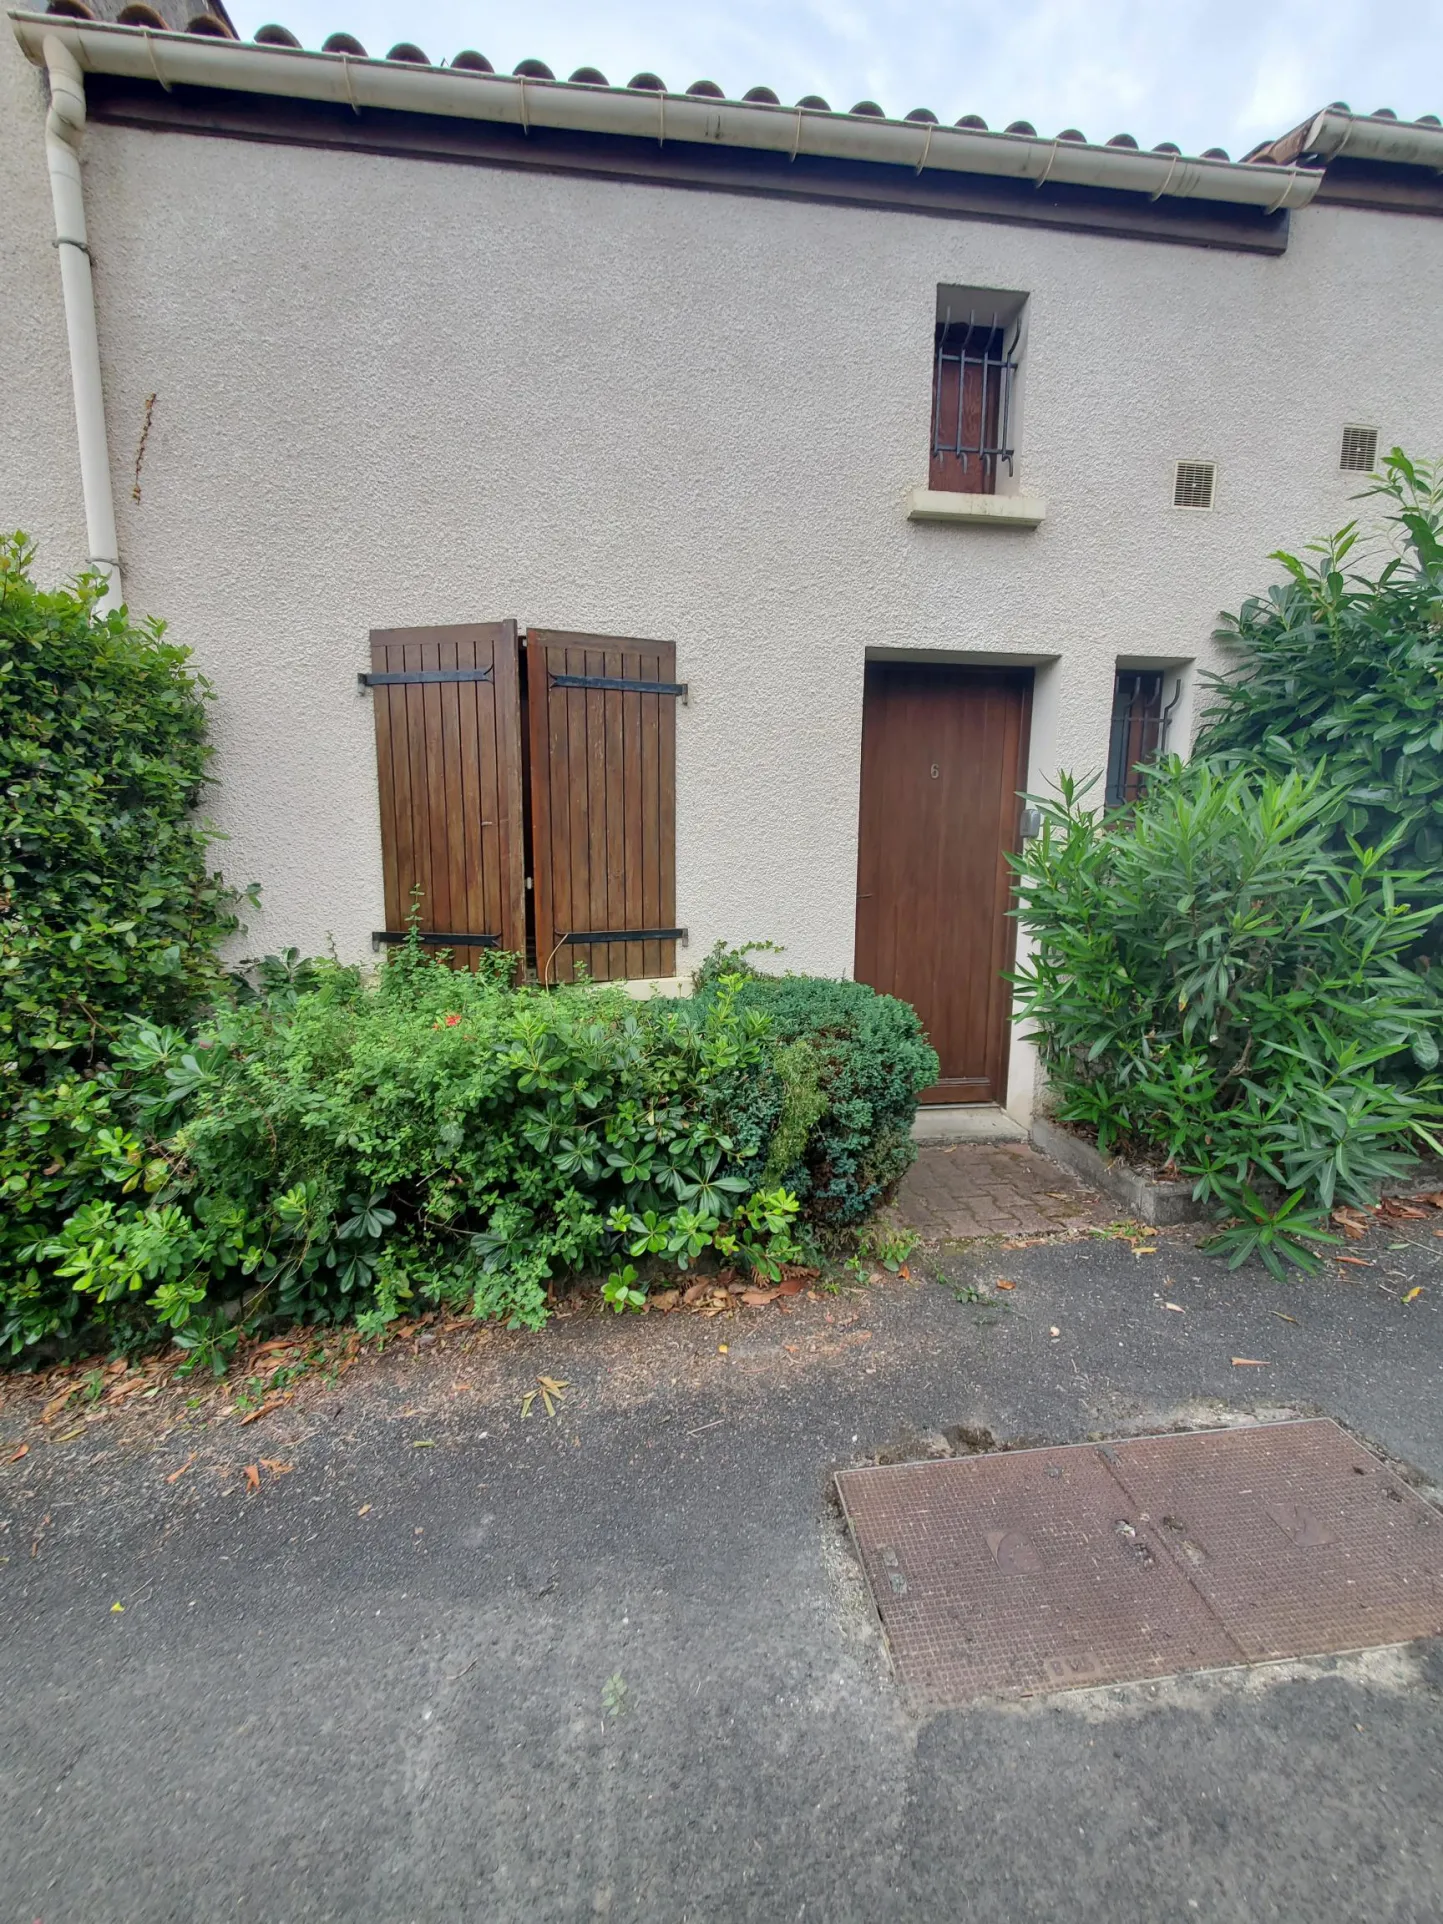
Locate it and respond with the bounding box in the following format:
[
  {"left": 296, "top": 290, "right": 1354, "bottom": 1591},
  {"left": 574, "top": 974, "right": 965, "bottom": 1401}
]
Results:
[
  {"left": 1340, "top": 425, "right": 1379, "bottom": 473},
  {"left": 1173, "top": 460, "right": 1216, "bottom": 510}
]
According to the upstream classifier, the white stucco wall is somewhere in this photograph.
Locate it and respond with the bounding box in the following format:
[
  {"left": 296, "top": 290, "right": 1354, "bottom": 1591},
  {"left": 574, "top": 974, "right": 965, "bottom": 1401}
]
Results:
[{"left": 6, "top": 33, "right": 1443, "bottom": 1115}]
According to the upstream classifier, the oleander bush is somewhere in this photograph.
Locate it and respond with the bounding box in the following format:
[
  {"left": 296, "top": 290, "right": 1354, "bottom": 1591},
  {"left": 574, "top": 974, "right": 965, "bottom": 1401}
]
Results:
[
  {"left": 1012, "top": 454, "right": 1443, "bottom": 1277},
  {"left": 1196, "top": 449, "right": 1443, "bottom": 956}
]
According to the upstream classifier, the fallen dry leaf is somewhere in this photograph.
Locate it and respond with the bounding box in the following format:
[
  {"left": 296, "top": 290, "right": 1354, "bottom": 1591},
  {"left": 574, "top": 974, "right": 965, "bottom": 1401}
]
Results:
[
  {"left": 717, "top": 1344, "right": 729, "bottom": 1355},
  {"left": 995, "top": 1280, "right": 1016, "bottom": 1291},
  {"left": 1231, "top": 1357, "right": 1268, "bottom": 1367},
  {"left": 239, "top": 1398, "right": 280, "bottom": 1426},
  {"left": 1402, "top": 1286, "right": 1424, "bottom": 1304},
  {"left": 1165, "top": 1302, "right": 1185, "bottom": 1313},
  {"left": 776, "top": 1277, "right": 807, "bottom": 1297},
  {"left": 1271, "top": 1311, "right": 1300, "bottom": 1325},
  {"left": 1336, "top": 1255, "right": 1374, "bottom": 1268},
  {"left": 681, "top": 1281, "right": 711, "bottom": 1305},
  {"left": 357, "top": 1504, "right": 372, "bottom": 1516},
  {"left": 243, "top": 1464, "right": 261, "bottom": 1491},
  {"left": 7, "top": 1442, "right": 29, "bottom": 1462},
  {"left": 1133, "top": 1246, "right": 1158, "bottom": 1256},
  {"left": 650, "top": 1290, "right": 680, "bottom": 1312},
  {"left": 520, "top": 1391, "right": 537, "bottom": 1419},
  {"left": 259, "top": 1458, "right": 293, "bottom": 1475},
  {"left": 165, "top": 1452, "right": 197, "bottom": 1485},
  {"left": 41, "top": 1388, "right": 75, "bottom": 1424},
  {"left": 740, "top": 1288, "right": 780, "bottom": 1307},
  {"left": 1414, "top": 1191, "right": 1443, "bottom": 1208}
]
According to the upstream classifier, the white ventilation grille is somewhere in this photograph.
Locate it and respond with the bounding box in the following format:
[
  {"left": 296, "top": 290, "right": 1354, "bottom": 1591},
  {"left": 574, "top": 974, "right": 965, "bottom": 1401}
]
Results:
[
  {"left": 1173, "top": 460, "right": 1216, "bottom": 510},
  {"left": 1340, "top": 425, "right": 1379, "bottom": 473}
]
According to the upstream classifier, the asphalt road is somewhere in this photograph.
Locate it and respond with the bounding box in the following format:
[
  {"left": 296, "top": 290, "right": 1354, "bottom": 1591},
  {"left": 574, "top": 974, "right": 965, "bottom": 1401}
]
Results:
[{"left": 4, "top": 1217, "right": 1443, "bottom": 1923}]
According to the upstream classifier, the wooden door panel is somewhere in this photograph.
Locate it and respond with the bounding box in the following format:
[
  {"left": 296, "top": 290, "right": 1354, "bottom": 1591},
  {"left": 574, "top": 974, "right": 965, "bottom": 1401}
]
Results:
[
  {"left": 368, "top": 621, "right": 526, "bottom": 968},
  {"left": 526, "top": 630, "right": 677, "bottom": 984},
  {"left": 854, "top": 665, "right": 1031, "bottom": 1104}
]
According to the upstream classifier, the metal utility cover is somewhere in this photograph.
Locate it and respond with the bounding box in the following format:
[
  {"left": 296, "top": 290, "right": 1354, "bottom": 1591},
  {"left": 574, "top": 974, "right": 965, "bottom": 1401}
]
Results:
[{"left": 836, "top": 1419, "right": 1443, "bottom": 1708}]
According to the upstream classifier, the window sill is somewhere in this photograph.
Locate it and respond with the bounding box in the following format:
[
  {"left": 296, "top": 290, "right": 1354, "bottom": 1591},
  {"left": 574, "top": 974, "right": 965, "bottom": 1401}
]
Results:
[{"left": 906, "top": 488, "right": 1047, "bottom": 528}]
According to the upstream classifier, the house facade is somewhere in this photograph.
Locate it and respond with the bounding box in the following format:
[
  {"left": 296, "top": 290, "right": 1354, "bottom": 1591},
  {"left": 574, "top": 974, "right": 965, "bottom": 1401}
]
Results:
[{"left": 4, "top": 8, "right": 1442, "bottom": 1120}]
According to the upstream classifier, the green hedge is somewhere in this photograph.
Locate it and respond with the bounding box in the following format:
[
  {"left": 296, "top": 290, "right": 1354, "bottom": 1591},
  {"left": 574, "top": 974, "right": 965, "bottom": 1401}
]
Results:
[
  {"left": 3, "top": 946, "right": 938, "bottom": 1365},
  {"left": 696, "top": 962, "right": 937, "bottom": 1227}
]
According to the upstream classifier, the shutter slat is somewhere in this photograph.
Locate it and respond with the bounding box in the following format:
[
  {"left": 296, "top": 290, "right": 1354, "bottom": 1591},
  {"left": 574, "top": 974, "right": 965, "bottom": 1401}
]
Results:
[
  {"left": 528, "top": 629, "right": 677, "bottom": 983},
  {"left": 369, "top": 622, "right": 524, "bottom": 968}
]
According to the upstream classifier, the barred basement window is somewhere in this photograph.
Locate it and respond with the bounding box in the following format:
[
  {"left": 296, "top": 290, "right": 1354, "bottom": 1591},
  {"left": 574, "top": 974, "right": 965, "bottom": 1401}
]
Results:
[
  {"left": 1173, "top": 461, "right": 1216, "bottom": 510},
  {"left": 1106, "top": 671, "right": 1181, "bottom": 808},
  {"left": 1340, "top": 425, "right": 1379, "bottom": 473},
  {"left": 930, "top": 286, "right": 1025, "bottom": 495}
]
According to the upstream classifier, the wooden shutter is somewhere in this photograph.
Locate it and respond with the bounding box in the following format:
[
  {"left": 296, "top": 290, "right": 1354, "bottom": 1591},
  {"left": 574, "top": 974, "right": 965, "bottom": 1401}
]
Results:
[
  {"left": 367, "top": 622, "right": 526, "bottom": 968},
  {"left": 526, "top": 630, "right": 680, "bottom": 983}
]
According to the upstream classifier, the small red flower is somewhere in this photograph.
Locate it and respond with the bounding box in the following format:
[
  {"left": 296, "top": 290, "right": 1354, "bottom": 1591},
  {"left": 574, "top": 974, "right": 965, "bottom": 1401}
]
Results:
[{"left": 444, "top": 1013, "right": 462, "bottom": 1027}]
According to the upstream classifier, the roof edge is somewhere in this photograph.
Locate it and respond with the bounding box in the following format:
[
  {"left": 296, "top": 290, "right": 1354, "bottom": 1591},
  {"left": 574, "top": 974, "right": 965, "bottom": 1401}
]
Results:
[
  {"left": 1246, "top": 106, "right": 1443, "bottom": 170},
  {"left": 9, "top": 12, "right": 1324, "bottom": 212}
]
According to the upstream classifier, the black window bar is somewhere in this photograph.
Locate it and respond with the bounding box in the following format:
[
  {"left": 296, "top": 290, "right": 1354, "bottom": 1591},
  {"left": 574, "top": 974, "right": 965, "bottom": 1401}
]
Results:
[
  {"left": 930, "top": 307, "right": 1020, "bottom": 493},
  {"left": 1106, "top": 672, "right": 1182, "bottom": 809}
]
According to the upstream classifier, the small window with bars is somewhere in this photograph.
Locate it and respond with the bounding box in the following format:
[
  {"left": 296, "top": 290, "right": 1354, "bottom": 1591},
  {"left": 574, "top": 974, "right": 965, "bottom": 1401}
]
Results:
[
  {"left": 930, "top": 286, "right": 1025, "bottom": 495},
  {"left": 1172, "top": 460, "right": 1216, "bottom": 510},
  {"left": 1340, "top": 425, "right": 1379, "bottom": 473},
  {"left": 1106, "top": 670, "right": 1181, "bottom": 809}
]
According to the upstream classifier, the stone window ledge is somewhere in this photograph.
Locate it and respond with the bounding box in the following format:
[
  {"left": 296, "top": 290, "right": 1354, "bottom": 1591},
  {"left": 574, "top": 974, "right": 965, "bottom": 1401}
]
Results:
[{"left": 906, "top": 488, "right": 1047, "bottom": 527}]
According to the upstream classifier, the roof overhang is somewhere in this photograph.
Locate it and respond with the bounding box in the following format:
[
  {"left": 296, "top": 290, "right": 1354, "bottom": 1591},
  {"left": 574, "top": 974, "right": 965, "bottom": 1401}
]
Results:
[
  {"left": 1246, "top": 106, "right": 1443, "bottom": 171},
  {"left": 9, "top": 12, "right": 1324, "bottom": 214}
]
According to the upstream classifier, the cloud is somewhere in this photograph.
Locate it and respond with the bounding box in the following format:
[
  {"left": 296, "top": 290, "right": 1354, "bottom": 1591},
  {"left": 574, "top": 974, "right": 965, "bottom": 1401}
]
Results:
[{"left": 231, "top": 0, "right": 1443, "bottom": 156}]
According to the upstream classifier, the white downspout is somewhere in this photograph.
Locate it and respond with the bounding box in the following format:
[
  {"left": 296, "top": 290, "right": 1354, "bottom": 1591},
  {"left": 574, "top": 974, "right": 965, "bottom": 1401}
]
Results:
[{"left": 42, "top": 32, "right": 122, "bottom": 606}]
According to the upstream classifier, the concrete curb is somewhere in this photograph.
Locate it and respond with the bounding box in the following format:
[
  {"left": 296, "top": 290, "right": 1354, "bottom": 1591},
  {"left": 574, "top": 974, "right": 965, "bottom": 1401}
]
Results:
[{"left": 1030, "top": 1116, "right": 1207, "bottom": 1226}]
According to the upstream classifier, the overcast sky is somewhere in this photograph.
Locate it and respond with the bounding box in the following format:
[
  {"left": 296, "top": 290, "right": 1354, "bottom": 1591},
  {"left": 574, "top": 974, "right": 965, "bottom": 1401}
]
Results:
[{"left": 229, "top": 0, "right": 1441, "bottom": 158}]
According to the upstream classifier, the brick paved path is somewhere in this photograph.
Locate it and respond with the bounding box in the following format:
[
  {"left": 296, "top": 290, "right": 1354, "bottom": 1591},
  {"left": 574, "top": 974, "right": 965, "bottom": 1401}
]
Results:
[{"left": 896, "top": 1141, "right": 1108, "bottom": 1241}]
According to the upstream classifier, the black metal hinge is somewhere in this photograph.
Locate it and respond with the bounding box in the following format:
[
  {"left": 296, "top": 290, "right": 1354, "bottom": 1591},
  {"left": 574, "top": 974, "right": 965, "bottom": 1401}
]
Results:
[
  {"left": 549, "top": 674, "right": 687, "bottom": 701},
  {"left": 561, "top": 927, "right": 687, "bottom": 945},
  {"left": 358, "top": 668, "right": 494, "bottom": 688},
  {"left": 371, "top": 930, "right": 501, "bottom": 950}
]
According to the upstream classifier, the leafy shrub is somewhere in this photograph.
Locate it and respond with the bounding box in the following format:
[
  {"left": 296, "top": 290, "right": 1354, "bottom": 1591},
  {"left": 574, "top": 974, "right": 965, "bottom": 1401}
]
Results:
[
  {"left": 694, "top": 946, "right": 939, "bottom": 1227},
  {"left": 3, "top": 950, "right": 813, "bottom": 1360},
  {"left": 0, "top": 535, "right": 240, "bottom": 1073},
  {"left": 2, "top": 933, "right": 943, "bottom": 1361},
  {"left": 1011, "top": 762, "right": 1442, "bottom": 1274},
  {"left": 1196, "top": 449, "right": 1443, "bottom": 954},
  {"left": 1, "top": 537, "right": 243, "bottom": 1340}
]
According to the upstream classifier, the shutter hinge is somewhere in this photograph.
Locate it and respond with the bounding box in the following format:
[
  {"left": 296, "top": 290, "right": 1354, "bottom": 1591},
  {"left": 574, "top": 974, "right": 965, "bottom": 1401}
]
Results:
[
  {"left": 371, "top": 930, "right": 501, "bottom": 950},
  {"left": 359, "top": 667, "right": 494, "bottom": 689},
  {"left": 549, "top": 673, "right": 687, "bottom": 703},
  {"left": 560, "top": 927, "right": 687, "bottom": 946}
]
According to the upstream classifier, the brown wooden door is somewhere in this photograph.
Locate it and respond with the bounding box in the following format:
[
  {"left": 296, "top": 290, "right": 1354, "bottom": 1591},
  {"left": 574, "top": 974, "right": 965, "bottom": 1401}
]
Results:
[
  {"left": 854, "top": 664, "right": 1032, "bottom": 1104},
  {"left": 368, "top": 622, "right": 527, "bottom": 966}
]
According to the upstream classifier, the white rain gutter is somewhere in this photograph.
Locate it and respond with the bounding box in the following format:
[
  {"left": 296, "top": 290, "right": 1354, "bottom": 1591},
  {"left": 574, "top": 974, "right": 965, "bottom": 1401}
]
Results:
[
  {"left": 39, "top": 29, "right": 122, "bottom": 605},
  {"left": 1295, "top": 108, "right": 1443, "bottom": 170},
  {"left": 10, "top": 12, "right": 1322, "bottom": 214}
]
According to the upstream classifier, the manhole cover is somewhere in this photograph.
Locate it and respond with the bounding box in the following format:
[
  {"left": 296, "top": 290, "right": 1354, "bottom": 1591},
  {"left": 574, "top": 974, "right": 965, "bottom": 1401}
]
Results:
[{"left": 836, "top": 1419, "right": 1443, "bottom": 1708}]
